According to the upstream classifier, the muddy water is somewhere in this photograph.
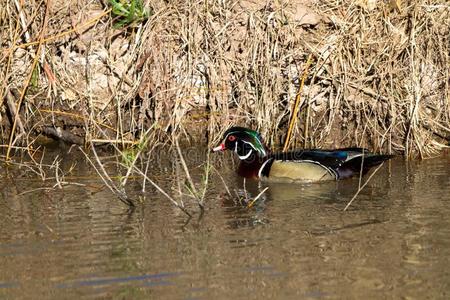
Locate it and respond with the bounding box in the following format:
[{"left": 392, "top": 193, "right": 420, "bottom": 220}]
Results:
[{"left": 0, "top": 150, "right": 449, "bottom": 299}]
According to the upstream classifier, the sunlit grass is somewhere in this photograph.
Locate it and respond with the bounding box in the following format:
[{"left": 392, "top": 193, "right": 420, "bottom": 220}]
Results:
[{"left": 109, "top": 0, "right": 152, "bottom": 28}]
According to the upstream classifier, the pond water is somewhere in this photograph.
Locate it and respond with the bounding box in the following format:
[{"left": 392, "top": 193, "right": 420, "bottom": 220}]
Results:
[{"left": 0, "top": 148, "right": 449, "bottom": 299}]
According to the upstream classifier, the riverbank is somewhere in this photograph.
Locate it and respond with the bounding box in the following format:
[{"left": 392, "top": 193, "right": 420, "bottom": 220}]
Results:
[{"left": 1, "top": 0, "right": 449, "bottom": 159}]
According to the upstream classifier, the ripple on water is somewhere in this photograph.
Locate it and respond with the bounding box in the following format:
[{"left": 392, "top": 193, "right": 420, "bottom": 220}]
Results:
[{"left": 0, "top": 156, "right": 449, "bottom": 299}]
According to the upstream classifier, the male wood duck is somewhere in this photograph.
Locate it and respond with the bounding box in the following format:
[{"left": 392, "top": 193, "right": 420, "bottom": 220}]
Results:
[{"left": 212, "top": 126, "right": 394, "bottom": 182}]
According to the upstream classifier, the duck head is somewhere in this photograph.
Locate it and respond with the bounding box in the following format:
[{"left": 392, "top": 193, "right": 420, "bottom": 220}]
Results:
[{"left": 212, "top": 127, "right": 268, "bottom": 160}]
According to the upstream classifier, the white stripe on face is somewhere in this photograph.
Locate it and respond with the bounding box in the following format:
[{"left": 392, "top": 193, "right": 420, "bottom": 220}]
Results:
[
  {"left": 234, "top": 140, "right": 254, "bottom": 160},
  {"left": 238, "top": 149, "right": 253, "bottom": 160}
]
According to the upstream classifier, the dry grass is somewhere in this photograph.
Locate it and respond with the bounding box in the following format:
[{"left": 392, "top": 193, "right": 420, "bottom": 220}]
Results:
[
  {"left": 310, "top": 0, "right": 449, "bottom": 157},
  {"left": 1, "top": 0, "right": 449, "bottom": 157}
]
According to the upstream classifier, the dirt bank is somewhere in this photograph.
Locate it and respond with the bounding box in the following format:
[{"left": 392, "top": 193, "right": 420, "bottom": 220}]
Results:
[{"left": 1, "top": 0, "right": 449, "bottom": 158}]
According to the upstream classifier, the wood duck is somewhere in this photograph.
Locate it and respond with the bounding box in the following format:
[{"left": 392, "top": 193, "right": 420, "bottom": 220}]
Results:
[{"left": 212, "top": 126, "right": 394, "bottom": 182}]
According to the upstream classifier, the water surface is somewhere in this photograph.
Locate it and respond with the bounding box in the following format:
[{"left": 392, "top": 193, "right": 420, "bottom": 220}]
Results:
[{"left": 0, "top": 150, "right": 449, "bottom": 299}]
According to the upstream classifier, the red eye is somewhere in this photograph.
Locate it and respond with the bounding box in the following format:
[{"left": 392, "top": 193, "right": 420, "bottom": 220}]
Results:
[{"left": 228, "top": 135, "right": 236, "bottom": 141}]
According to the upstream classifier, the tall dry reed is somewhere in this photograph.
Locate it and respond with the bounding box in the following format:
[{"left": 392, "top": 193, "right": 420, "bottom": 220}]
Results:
[{"left": 1, "top": 0, "right": 448, "bottom": 159}]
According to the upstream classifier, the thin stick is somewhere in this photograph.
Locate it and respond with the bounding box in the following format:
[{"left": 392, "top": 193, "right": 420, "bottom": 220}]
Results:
[
  {"left": 3, "top": 8, "right": 112, "bottom": 53},
  {"left": 13, "top": 0, "right": 32, "bottom": 46},
  {"left": 83, "top": 126, "right": 192, "bottom": 216},
  {"left": 343, "top": 163, "right": 385, "bottom": 211},
  {"left": 120, "top": 126, "right": 154, "bottom": 186},
  {"left": 131, "top": 163, "right": 192, "bottom": 217},
  {"left": 242, "top": 177, "right": 248, "bottom": 199},
  {"left": 199, "top": 152, "right": 211, "bottom": 208},
  {"left": 174, "top": 138, "right": 202, "bottom": 208},
  {"left": 358, "top": 153, "right": 365, "bottom": 190},
  {"left": 90, "top": 139, "right": 136, "bottom": 144},
  {"left": 4, "top": 89, "right": 24, "bottom": 134},
  {"left": 142, "top": 156, "right": 151, "bottom": 192},
  {"left": 18, "top": 182, "right": 86, "bottom": 196},
  {"left": 81, "top": 146, "right": 135, "bottom": 207},
  {"left": 211, "top": 165, "right": 232, "bottom": 197},
  {"left": 247, "top": 187, "right": 269, "bottom": 208},
  {"left": 38, "top": 109, "right": 117, "bottom": 131},
  {"left": 6, "top": 0, "right": 51, "bottom": 161},
  {"left": 283, "top": 54, "right": 314, "bottom": 152}
]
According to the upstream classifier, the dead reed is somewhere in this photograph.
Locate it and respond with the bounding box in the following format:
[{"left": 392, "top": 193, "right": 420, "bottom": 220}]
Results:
[
  {"left": 2, "top": 0, "right": 448, "bottom": 158},
  {"left": 310, "top": 0, "right": 449, "bottom": 157}
]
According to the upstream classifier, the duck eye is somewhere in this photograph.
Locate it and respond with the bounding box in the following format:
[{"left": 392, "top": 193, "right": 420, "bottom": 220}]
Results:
[{"left": 228, "top": 135, "right": 236, "bottom": 142}]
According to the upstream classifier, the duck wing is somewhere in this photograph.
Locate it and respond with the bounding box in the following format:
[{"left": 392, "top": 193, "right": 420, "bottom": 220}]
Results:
[
  {"left": 260, "top": 149, "right": 353, "bottom": 181},
  {"left": 264, "top": 148, "right": 393, "bottom": 180},
  {"left": 270, "top": 149, "right": 361, "bottom": 169}
]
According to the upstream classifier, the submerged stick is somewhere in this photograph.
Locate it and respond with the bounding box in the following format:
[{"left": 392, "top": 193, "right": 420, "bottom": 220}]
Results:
[{"left": 343, "top": 163, "right": 385, "bottom": 211}]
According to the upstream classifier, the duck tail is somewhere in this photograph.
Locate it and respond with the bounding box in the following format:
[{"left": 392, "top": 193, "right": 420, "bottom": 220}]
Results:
[
  {"left": 360, "top": 154, "right": 395, "bottom": 169},
  {"left": 338, "top": 154, "right": 394, "bottom": 178}
]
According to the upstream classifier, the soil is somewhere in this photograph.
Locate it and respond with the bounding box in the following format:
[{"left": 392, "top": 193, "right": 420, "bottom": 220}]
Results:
[{"left": 1, "top": 0, "right": 449, "bottom": 156}]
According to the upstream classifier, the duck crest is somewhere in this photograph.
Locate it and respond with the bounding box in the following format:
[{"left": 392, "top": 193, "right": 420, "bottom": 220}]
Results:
[{"left": 245, "top": 130, "right": 267, "bottom": 157}]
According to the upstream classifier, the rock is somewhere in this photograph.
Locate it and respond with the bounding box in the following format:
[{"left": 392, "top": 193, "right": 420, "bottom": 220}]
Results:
[{"left": 291, "top": 4, "right": 321, "bottom": 26}]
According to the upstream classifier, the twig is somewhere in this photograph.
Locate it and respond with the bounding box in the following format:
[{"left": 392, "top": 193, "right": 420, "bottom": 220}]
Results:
[
  {"left": 211, "top": 165, "right": 232, "bottom": 197},
  {"left": 247, "top": 187, "right": 269, "bottom": 208},
  {"left": 86, "top": 123, "right": 194, "bottom": 216},
  {"left": 242, "top": 177, "right": 248, "bottom": 200},
  {"left": 343, "top": 163, "right": 385, "bottom": 211},
  {"left": 80, "top": 146, "right": 135, "bottom": 207},
  {"left": 142, "top": 155, "right": 151, "bottom": 192},
  {"left": 5, "top": 88, "right": 25, "bottom": 135},
  {"left": 3, "top": 8, "right": 112, "bottom": 53},
  {"left": 38, "top": 109, "right": 117, "bottom": 131},
  {"left": 6, "top": 0, "right": 51, "bottom": 161},
  {"left": 18, "top": 182, "right": 86, "bottom": 196},
  {"left": 199, "top": 152, "right": 211, "bottom": 208},
  {"left": 358, "top": 152, "right": 365, "bottom": 189},
  {"left": 90, "top": 139, "right": 137, "bottom": 144},
  {"left": 18, "top": 187, "right": 54, "bottom": 195},
  {"left": 283, "top": 54, "right": 314, "bottom": 152},
  {"left": 120, "top": 125, "right": 154, "bottom": 186},
  {"left": 174, "top": 138, "right": 203, "bottom": 209},
  {"left": 13, "top": 0, "right": 31, "bottom": 45},
  {"left": 131, "top": 163, "right": 192, "bottom": 217}
]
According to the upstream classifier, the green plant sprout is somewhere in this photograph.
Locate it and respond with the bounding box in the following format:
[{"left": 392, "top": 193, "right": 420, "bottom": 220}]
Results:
[{"left": 109, "top": 0, "right": 152, "bottom": 28}]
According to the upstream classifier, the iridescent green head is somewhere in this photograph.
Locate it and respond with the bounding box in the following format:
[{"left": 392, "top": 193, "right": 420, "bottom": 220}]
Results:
[{"left": 212, "top": 126, "right": 268, "bottom": 160}]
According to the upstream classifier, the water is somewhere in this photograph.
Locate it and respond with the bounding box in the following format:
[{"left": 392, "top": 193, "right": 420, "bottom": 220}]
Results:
[{"left": 0, "top": 149, "right": 449, "bottom": 299}]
